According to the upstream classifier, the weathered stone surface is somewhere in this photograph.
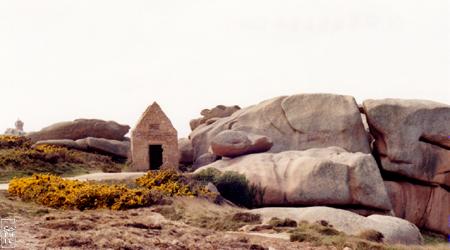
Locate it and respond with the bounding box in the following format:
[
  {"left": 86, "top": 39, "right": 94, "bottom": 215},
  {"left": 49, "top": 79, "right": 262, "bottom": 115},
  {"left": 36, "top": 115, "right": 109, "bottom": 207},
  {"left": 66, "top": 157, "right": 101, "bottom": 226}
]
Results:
[
  {"left": 363, "top": 99, "right": 450, "bottom": 186},
  {"left": 384, "top": 181, "right": 450, "bottom": 235},
  {"left": 178, "top": 138, "right": 194, "bottom": 164},
  {"left": 190, "top": 94, "right": 371, "bottom": 163},
  {"left": 252, "top": 207, "right": 423, "bottom": 245},
  {"left": 192, "top": 152, "right": 219, "bottom": 169},
  {"left": 206, "top": 182, "right": 219, "bottom": 194},
  {"left": 27, "top": 119, "right": 130, "bottom": 142},
  {"left": 246, "top": 133, "right": 273, "bottom": 155},
  {"left": 211, "top": 130, "right": 273, "bottom": 158},
  {"left": 34, "top": 139, "right": 87, "bottom": 150},
  {"left": 76, "top": 137, "right": 130, "bottom": 158},
  {"left": 189, "top": 118, "right": 203, "bottom": 132},
  {"left": 211, "top": 130, "right": 251, "bottom": 157},
  {"left": 131, "top": 102, "right": 178, "bottom": 171},
  {"left": 196, "top": 147, "right": 391, "bottom": 210},
  {"left": 190, "top": 105, "right": 241, "bottom": 131}
]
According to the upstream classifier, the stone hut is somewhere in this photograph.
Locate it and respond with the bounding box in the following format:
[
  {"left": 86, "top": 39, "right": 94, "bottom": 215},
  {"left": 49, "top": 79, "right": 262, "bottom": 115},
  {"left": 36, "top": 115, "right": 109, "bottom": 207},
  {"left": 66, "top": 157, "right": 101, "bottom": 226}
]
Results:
[{"left": 131, "top": 102, "right": 179, "bottom": 171}]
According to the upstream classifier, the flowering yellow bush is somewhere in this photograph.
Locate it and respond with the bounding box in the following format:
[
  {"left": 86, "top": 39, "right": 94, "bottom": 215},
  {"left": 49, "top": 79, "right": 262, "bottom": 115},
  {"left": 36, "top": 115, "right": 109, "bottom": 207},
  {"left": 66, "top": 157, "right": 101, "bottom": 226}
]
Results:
[
  {"left": 136, "top": 170, "right": 217, "bottom": 199},
  {"left": 8, "top": 171, "right": 217, "bottom": 211},
  {"left": 136, "top": 170, "right": 194, "bottom": 196},
  {"left": 0, "top": 135, "right": 31, "bottom": 149},
  {"left": 34, "top": 144, "right": 68, "bottom": 155},
  {"left": 8, "top": 174, "right": 163, "bottom": 210}
]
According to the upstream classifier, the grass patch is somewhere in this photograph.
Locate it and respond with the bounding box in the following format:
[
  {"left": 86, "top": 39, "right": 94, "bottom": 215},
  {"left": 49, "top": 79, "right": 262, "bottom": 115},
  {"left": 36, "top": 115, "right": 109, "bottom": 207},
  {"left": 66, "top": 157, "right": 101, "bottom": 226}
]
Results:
[
  {"left": 289, "top": 220, "right": 389, "bottom": 250},
  {"left": 0, "top": 190, "right": 52, "bottom": 218},
  {"left": 151, "top": 197, "right": 257, "bottom": 231},
  {"left": 358, "top": 229, "right": 385, "bottom": 243},
  {"left": 422, "top": 231, "right": 447, "bottom": 245},
  {"left": 267, "top": 217, "right": 297, "bottom": 227}
]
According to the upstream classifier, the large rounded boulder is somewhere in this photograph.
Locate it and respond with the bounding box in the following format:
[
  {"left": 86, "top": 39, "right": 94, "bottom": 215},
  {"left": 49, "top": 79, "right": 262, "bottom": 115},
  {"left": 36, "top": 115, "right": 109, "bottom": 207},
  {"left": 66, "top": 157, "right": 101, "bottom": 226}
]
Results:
[
  {"left": 252, "top": 207, "right": 423, "bottom": 245},
  {"left": 362, "top": 99, "right": 450, "bottom": 187},
  {"left": 190, "top": 94, "right": 371, "bottom": 163},
  {"left": 76, "top": 137, "right": 130, "bottom": 158},
  {"left": 211, "top": 130, "right": 273, "bottom": 158},
  {"left": 195, "top": 147, "right": 391, "bottom": 211},
  {"left": 178, "top": 138, "right": 194, "bottom": 164},
  {"left": 27, "top": 119, "right": 130, "bottom": 142}
]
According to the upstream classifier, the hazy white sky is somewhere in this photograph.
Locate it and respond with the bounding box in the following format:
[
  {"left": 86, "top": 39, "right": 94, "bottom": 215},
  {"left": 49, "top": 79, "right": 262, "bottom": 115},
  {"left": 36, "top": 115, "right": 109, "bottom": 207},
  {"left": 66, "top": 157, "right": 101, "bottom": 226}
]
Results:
[{"left": 0, "top": 0, "right": 449, "bottom": 137}]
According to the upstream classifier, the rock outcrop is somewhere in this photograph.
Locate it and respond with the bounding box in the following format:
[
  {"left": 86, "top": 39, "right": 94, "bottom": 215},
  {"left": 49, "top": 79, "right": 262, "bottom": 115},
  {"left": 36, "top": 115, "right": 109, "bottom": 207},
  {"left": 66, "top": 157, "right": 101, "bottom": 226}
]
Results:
[
  {"left": 190, "top": 94, "right": 371, "bottom": 163},
  {"left": 384, "top": 181, "right": 450, "bottom": 235},
  {"left": 192, "top": 152, "right": 219, "bottom": 170},
  {"left": 76, "top": 137, "right": 130, "bottom": 158},
  {"left": 251, "top": 207, "right": 423, "bottom": 245},
  {"left": 196, "top": 147, "right": 391, "bottom": 211},
  {"left": 34, "top": 137, "right": 130, "bottom": 158},
  {"left": 362, "top": 99, "right": 450, "bottom": 187},
  {"left": 27, "top": 119, "right": 130, "bottom": 142},
  {"left": 211, "top": 130, "right": 273, "bottom": 158},
  {"left": 178, "top": 138, "right": 194, "bottom": 164},
  {"left": 190, "top": 105, "right": 241, "bottom": 131},
  {"left": 34, "top": 139, "right": 88, "bottom": 151}
]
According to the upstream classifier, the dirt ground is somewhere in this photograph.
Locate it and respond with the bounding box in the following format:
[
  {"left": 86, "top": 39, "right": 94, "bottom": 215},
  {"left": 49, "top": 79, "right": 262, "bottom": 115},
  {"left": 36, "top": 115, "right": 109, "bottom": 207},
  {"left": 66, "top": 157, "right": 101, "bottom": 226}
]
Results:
[
  {"left": 0, "top": 191, "right": 327, "bottom": 250},
  {"left": 1, "top": 192, "right": 448, "bottom": 250},
  {"left": 13, "top": 207, "right": 327, "bottom": 250}
]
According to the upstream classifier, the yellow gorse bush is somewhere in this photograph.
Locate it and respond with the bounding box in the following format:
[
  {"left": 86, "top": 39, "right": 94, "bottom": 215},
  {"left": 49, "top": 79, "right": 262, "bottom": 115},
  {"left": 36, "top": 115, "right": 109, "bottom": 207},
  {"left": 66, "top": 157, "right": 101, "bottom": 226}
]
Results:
[
  {"left": 0, "top": 135, "right": 31, "bottom": 148},
  {"left": 8, "top": 170, "right": 216, "bottom": 211},
  {"left": 8, "top": 174, "right": 162, "bottom": 210},
  {"left": 34, "top": 144, "right": 68, "bottom": 155},
  {"left": 136, "top": 170, "right": 194, "bottom": 196}
]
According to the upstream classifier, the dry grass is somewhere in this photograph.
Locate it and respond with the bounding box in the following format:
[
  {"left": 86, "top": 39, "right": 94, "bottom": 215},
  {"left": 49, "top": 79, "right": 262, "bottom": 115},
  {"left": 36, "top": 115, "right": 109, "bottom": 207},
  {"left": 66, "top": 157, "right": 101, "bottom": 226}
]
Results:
[
  {"left": 14, "top": 204, "right": 312, "bottom": 250},
  {"left": 0, "top": 190, "right": 447, "bottom": 250},
  {"left": 150, "top": 197, "right": 262, "bottom": 231},
  {"left": 0, "top": 190, "right": 52, "bottom": 218}
]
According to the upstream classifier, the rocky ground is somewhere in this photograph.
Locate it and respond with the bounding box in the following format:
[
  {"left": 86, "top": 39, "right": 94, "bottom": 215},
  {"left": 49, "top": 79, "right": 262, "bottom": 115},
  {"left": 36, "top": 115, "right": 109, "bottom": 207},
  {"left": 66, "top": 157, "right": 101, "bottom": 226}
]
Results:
[{"left": 1, "top": 191, "right": 448, "bottom": 250}]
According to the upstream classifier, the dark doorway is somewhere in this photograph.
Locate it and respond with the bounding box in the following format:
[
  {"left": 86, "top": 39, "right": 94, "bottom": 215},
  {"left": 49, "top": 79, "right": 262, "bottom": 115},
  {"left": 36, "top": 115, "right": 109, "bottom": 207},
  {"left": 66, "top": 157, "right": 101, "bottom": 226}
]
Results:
[{"left": 148, "top": 145, "right": 163, "bottom": 170}]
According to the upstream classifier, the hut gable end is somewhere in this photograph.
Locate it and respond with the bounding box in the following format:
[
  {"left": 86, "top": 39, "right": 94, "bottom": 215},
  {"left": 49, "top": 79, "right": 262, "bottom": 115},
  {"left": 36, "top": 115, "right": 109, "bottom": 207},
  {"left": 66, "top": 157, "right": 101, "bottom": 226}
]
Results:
[
  {"left": 131, "top": 102, "right": 179, "bottom": 171},
  {"left": 134, "top": 102, "right": 176, "bottom": 134}
]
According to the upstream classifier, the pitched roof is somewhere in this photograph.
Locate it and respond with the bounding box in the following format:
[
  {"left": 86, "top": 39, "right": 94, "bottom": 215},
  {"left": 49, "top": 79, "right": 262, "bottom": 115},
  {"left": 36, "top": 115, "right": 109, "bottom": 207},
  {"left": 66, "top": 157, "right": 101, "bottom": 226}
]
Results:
[{"left": 133, "top": 102, "right": 177, "bottom": 133}]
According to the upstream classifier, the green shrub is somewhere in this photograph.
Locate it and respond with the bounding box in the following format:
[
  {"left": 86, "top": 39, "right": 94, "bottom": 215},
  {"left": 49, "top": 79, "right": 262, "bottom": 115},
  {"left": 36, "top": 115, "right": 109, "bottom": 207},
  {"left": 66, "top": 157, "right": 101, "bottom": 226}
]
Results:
[
  {"left": 214, "top": 171, "right": 253, "bottom": 208},
  {"left": 268, "top": 217, "right": 298, "bottom": 227},
  {"left": 290, "top": 231, "right": 319, "bottom": 243},
  {"left": 193, "top": 168, "right": 221, "bottom": 183},
  {"left": 231, "top": 212, "right": 261, "bottom": 223},
  {"left": 194, "top": 169, "right": 265, "bottom": 208},
  {"left": 357, "top": 229, "right": 384, "bottom": 243}
]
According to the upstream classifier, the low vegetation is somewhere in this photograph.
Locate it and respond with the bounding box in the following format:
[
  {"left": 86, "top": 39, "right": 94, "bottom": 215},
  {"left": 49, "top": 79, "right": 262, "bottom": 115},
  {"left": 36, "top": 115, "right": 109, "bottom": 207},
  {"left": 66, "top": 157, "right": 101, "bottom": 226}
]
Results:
[
  {"left": 8, "top": 174, "right": 164, "bottom": 210},
  {"left": 136, "top": 170, "right": 214, "bottom": 199},
  {"left": 150, "top": 197, "right": 261, "bottom": 231},
  {"left": 288, "top": 220, "right": 388, "bottom": 250},
  {"left": 8, "top": 170, "right": 216, "bottom": 211},
  {"left": 194, "top": 168, "right": 265, "bottom": 208},
  {"left": 0, "top": 135, "right": 121, "bottom": 182}
]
